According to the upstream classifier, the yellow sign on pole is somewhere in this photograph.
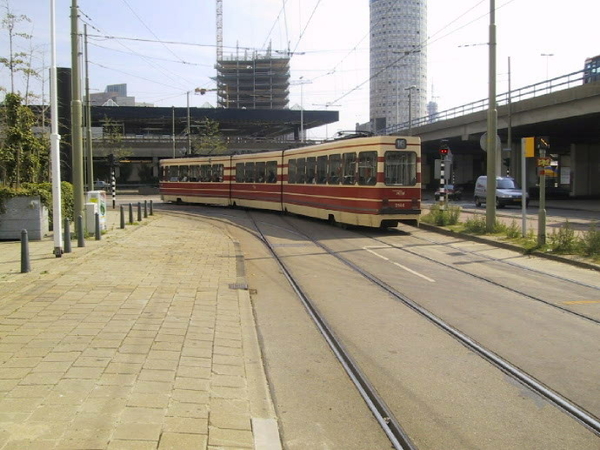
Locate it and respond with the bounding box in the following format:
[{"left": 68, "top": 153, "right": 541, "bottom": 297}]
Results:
[{"left": 522, "top": 137, "right": 535, "bottom": 157}]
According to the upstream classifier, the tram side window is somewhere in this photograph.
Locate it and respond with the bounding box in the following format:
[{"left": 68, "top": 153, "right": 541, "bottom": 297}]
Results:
[
  {"left": 296, "top": 158, "right": 306, "bottom": 184},
  {"left": 266, "top": 161, "right": 277, "bottom": 183},
  {"left": 288, "top": 159, "right": 297, "bottom": 184},
  {"left": 256, "top": 162, "right": 266, "bottom": 183},
  {"left": 328, "top": 154, "right": 341, "bottom": 185},
  {"left": 342, "top": 153, "right": 357, "bottom": 185},
  {"left": 385, "top": 152, "right": 417, "bottom": 186},
  {"left": 316, "top": 156, "right": 328, "bottom": 184},
  {"left": 168, "top": 166, "right": 179, "bottom": 181},
  {"left": 189, "top": 165, "right": 199, "bottom": 182},
  {"left": 245, "top": 162, "right": 255, "bottom": 183},
  {"left": 358, "top": 151, "right": 377, "bottom": 186},
  {"left": 213, "top": 164, "right": 224, "bottom": 182},
  {"left": 200, "top": 164, "right": 211, "bottom": 182},
  {"left": 306, "top": 157, "right": 316, "bottom": 184},
  {"left": 180, "top": 165, "right": 190, "bottom": 182},
  {"left": 236, "top": 163, "right": 245, "bottom": 182}
]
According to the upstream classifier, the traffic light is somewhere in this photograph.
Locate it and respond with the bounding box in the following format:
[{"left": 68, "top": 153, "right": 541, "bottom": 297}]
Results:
[
  {"left": 439, "top": 139, "right": 449, "bottom": 156},
  {"left": 535, "top": 136, "right": 550, "bottom": 151},
  {"left": 503, "top": 157, "right": 510, "bottom": 168}
]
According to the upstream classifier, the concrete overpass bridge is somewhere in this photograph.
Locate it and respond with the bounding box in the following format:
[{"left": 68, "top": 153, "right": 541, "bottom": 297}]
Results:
[{"left": 385, "top": 70, "right": 600, "bottom": 197}]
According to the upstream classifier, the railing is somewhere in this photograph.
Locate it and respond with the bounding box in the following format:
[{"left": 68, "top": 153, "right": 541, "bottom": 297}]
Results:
[{"left": 381, "top": 68, "right": 589, "bottom": 135}]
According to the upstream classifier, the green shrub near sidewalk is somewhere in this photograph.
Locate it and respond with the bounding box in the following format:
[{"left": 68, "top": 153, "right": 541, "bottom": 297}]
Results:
[
  {"left": 581, "top": 223, "right": 600, "bottom": 258},
  {"left": 422, "top": 204, "right": 461, "bottom": 226},
  {"left": 422, "top": 205, "right": 599, "bottom": 263},
  {"left": 0, "top": 182, "right": 74, "bottom": 230}
]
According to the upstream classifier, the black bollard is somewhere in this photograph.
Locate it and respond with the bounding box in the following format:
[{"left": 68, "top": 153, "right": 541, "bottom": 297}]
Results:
[
  {"left": 63, "top": 218, "right": 72, "bottom": 253},
  {"left": 128, "top": 203, "right": 133, "bottom": 225},
  {"left": 137, "top": 202, "right": 142, "bottom": 222},
  {"left": 144, "top": 200, "right": 148, "bottom": 218},
  {"left": 77, "top": 215, "right": 85, "bottom": 247},
  {"left": 21, "top": 230, "right": 31, "bottom": 273},
  {"left": 95, "top": 213, "right": 101, "bottom": 240},
  {"left": 149, "top": 200, "right": 153, "bottom": 216},
  {"left": 120, "top": 205, "right": 125, "bottom": 229}
]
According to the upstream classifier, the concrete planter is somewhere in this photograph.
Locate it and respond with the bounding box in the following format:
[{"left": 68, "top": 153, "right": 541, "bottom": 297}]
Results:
[{"left": 0, "top": 196, "right": 49, "bottom": 240}]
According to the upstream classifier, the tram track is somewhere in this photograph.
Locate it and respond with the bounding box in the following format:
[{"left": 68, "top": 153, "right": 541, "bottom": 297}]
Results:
[
  {"left": 253, "top": 212, "right": 600, "bottom": 440},
  {"left": 158, "top": 205, "right": 600, "bottom": 446},
  {"left": 245, "top": 212, "right": 417, "bottom": 450},
  {"left": 365, "top": 227, "right": 600, "bottom": 326}
]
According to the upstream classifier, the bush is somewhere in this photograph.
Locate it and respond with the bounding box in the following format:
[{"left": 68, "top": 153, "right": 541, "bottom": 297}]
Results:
[
  {"left": 581, "top": 223, "right": 600, "bottom": 257},
  {"left": 547, "top": 220, "right": 578, "bottom": 254},
  {"left": 423, "top": 204, "right": 461, "bottom": 226},
  {"left": 462, "top": 214, "right": 506, "bottom": 234},
  {"left": 505, "top": 220, "right": 521, "bottom": 239}
]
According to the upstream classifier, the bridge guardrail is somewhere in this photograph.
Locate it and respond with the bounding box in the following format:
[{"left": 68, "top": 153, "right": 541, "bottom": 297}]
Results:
[{"left": 381, "top": 69, "right": 588, "bottom": 135}]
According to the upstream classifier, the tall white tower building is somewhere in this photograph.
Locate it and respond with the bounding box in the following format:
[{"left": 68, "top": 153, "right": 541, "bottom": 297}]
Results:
[{"left": 370, "top": 0, "right": 427, "bottom": 133}]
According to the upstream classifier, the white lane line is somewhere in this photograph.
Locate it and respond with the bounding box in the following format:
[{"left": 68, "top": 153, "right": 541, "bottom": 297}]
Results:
[{"left": 364, "top": 247, "right": 436, "bottom": 283}]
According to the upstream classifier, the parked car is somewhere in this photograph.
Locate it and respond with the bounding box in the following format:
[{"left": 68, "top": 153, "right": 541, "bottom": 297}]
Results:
[
  {"left": 474, "top": 176, "right": 529, "bottom": 208},
  {"left": 93, "top": 180, "right": 110, "bottom": 190},
  {"left": 434, "top": 184, "right": 463, "bottom": 201}
]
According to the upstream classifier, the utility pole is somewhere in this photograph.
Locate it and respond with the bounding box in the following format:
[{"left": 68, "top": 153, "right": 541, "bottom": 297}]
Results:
[
  {"left": 84, "top": 24, "right": 93, "bottom": 191},
  {"left": 70, "top": 0, "right": 85, "bottom": 236},
  {"left": 485, "top": 0, "right": 498, "bottom": 232},
  {"left": 172, "top": 106, "right": 175, "bottom": 158},
  {"left": 186, "top": 91, "right": 191, "bottom": 154}
]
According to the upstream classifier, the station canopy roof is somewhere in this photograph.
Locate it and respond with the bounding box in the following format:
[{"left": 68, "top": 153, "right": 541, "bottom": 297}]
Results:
[{"left": 91, "top": 106, "right": 339, "bottom": 138}]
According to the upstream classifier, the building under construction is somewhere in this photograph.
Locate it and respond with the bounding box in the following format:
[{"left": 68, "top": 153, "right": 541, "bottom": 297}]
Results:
[{"left": 215, "top": 53, "right": 290, "bottom": 110}]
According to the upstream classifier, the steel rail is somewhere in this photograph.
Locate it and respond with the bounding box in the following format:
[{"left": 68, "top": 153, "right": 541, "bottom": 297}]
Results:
[
  {"left": 248, "top": 213, "right": 417, "bottom": 450},
  {"left": 308, "top": 233, "right": 600, "bottom": 436},
  {"left": 370, "top": 231, "right": 600, "bottom": 326}
]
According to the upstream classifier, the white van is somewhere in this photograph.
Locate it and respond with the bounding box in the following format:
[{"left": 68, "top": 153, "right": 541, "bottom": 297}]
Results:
[{"left": 474, "top": 176, "right": 529, "bottom": 208}]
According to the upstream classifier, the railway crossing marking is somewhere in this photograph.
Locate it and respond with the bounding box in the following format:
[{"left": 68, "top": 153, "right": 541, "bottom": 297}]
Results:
[{"left": 363, "top": 247, "right": 435, "bottom": 283}]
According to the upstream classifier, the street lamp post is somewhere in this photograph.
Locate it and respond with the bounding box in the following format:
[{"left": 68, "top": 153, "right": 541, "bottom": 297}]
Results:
[
  {"left": 541, "top": 53, "right": 554, "bottom": 80},
  {"left": 405, "top": 85, "right": 417, "bottom": 136}
]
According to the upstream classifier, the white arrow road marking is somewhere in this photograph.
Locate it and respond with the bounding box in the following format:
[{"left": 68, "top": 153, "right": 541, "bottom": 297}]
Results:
[{"left": 364, "top": 247, "right": 436, "bottom": 283}]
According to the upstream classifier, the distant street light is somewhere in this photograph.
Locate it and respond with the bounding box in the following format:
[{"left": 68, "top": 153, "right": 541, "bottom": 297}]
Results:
[
  {"left": 405, "top": 85, "right": 417, "bottom": 136},
  {"left": 292, "top": 77, "right": 312, "bottom": 142},
  {"left": 541, "top": 53, "right": 554, "bottom": 80}
]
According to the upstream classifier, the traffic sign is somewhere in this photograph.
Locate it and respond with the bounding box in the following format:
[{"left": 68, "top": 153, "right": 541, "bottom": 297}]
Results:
[{"left": 537, "top": 157, "right": 552, "bottom": 167}]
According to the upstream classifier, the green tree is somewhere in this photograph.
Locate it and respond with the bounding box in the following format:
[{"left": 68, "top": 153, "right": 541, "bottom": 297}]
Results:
[
  {"left": 0, "top": 0, "right": 39, "bottom": 98},
  {"left": 99, "top": 116, "right": 132, "bottom": 161},
  {"left": 0, "top": 92, "right": 48, "bottom": 187},
  {"left": 191, "top": 117, "right": 228, "bottom": 155}
]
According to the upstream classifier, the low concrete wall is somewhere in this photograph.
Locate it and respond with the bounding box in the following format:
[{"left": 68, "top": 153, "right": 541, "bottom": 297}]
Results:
[{"left": 0, "top": 196, "right": 49, "bottom": 240}]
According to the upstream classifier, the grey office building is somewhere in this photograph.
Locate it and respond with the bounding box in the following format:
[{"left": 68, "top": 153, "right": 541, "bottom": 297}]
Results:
[{"left": 370, "top": 0, "right": 427, "bottom": 133}]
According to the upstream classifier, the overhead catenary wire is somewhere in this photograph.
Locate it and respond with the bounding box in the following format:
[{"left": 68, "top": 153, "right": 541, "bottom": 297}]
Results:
[
  {"left": 120, "top": 0, "right": 188, "bottom": 66},
  {"left": 321, "top": 0, "right": 518, "bottom": 111},
  {"left": 88, "top": 41, "right": 212, "bottom": 67},
  {"left": 79, "top": 8, "right": 193, "bottom": 91}
]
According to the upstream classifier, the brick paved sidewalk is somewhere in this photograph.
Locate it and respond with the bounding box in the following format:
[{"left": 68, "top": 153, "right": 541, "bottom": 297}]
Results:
[{"left": 0, "top": 211, "right": 280, "bottom": 449}]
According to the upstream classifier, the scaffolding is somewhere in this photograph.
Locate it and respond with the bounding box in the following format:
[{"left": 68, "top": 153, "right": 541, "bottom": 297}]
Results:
[{"left": 216, "top": 54, "right": 290, "bottom": 110}]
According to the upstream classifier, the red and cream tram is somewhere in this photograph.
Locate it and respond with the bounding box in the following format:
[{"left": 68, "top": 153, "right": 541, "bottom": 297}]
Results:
[{"left": 160, "top": 135, "right": 421, "bottom": 228}]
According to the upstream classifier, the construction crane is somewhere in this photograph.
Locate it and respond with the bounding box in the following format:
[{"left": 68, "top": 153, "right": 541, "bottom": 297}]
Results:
[{"left": 216, "top": 0, "right": 223, "bottom": 61}]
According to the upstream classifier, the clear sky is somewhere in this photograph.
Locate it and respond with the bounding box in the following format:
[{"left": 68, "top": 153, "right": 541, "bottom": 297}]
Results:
[{"left": 2, "top": 0, "right": 599, "bottom": 139}]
